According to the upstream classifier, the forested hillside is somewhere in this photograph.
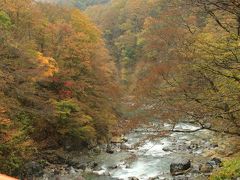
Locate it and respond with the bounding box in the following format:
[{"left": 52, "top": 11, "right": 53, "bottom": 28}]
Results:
[
  {"left": 86, "top": 0, "right": 149, "bottom": 84},
  {"left": 0, "top": 0, "right": 118, "bottom": 175},
  {"left": 87, "top": 0, "right": 240, "bottom": 134},
  {"left": 1, "top": 0, "right": 240, "bottom": 179}
]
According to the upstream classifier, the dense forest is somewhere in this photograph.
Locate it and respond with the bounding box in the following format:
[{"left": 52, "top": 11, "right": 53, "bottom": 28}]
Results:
[
  {"left": 0, "top": 0, "right": 119, "bottom": 175},
  {"left": 87, "top": 0, "right": 240, "bottom": 133},
  {"left": 0, "top": 0, "right": 240, "bottom": 179}
]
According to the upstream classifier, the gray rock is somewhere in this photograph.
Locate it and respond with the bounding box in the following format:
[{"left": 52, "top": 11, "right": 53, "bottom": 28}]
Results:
[
  {"left": 203, "top": 123, "right": 211, "bottom": 129},
  {"left": 163, "top": 146, "right": 175, "bottom": 152},
  {"left": 84, "top": 167, "right": 93, "bottom": 173},
  {"left": 108, "top": 165, "right": 118, "bottom": 169},
  {"left": 121, "top": 136, "right": 128, "bottom": 142},
  {"left": 162, "top": 147, "right": 171, "bottom": 152},
  {"left": 92, "top": 146, "right": 102, "bottom": 154},
  {"left": 173, "top": 175, "right": 189, "bottom": 180},
  {"left": 207, "top": 157, "right": 222, "bottom": 167},
  {"left": 191, "top": 164, "right": 201, "bottom": 174},
  {"left": 125, "top": 164, "right": 131, "bottom": 168},
  {"left": 106, "top": 144, "right": 114, "bottom": 154},
  {"left": 68, "top": 159, "right": 85, "bottom": 169},
  {"left": 121, "top": 143, "right": 131, "bottom": 150},
  {"left": 211, "top": 143, "right": 218, "bottom": 148},
  {"left": 76, "top": 163, "right": 87, "bottom": 170},
  {"left": 93, "top": 169, "right": 110, "bottom": 176},
  {"left": 170, "top": 158, "right": 191, "bottom": 176},
  {"left": 90, "top": 161, "right": 98, "bottom": 170},
  {"left": 69, "top": 166, "right": 76, "bottom": 174},
  {"left": 22, "top": 161, "right": 43, "bottom": 178},
  {"left": 178, "top": 144, "right": 188, "bottom": 151}
]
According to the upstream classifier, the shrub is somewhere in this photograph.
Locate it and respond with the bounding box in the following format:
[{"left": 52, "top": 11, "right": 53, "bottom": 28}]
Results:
[
  {"left": 210, "top": 156, "right": 240, "bottom": 180},
  {"left": 69, "top": 125, "right": 97, "bottom": 144},
  {"left": 0, "top": 11, "right": 12, "bottom": 29},
  {"left": 54, "top": 100, "right": 79, "bottom": 124}
]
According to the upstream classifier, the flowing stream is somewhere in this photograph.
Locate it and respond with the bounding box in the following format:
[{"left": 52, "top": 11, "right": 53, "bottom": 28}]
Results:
[
  {"left": 42, "top": 121, "right": 240, "bottom": 180},
  {"left": 81, "top": 122, "right": 237, "bottom": 180}
]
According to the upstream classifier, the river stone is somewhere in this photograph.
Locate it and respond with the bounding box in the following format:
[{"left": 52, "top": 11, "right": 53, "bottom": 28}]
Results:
[
  {"left": 173, "top": 175, "right": 189, "bottom": 180},
  {"left": 93, "top": 169, "right": 110, "bottom": 176},
  {"left": 120, "top": 143, "right": 131, "bottom": 150},
  {"left": 108, "top": 164, "right": 118, "bottom": 169},
  {"left": 68, "top": 159, "right": 86, "bottom": 170},
  {"left": 67, "top": 166, "right": 76, "bottom": 174},
  {"left": 170, "top": 158, "right": 191, "bottom": 176},
  {"left": 90, "top": 162, "right": 98, "bottom": 169},
  {"left": 207, "top": 157, "right": 222, "bottom": 167},
  {"left": 106, "top": 144, "right": 114, "bottom": 154},
  {"left": 84, "top": 167, "right": 92, "bottom": 173},
  {"left": 203, "top": 123, "right": 211, "bottom": 129},
  {"left": 163, "top": 146, "right": 175, "bottom": 152},
  {"left": 128, "top": 177, "right": 139, "bottom": 180},
  {"left": 92, "top": 146, "right": 102, "bottom": 154},
  {"left": 199, "top": 163, "right": 213, "bottom": 173},
  {"left": 178, "top": 144, "right": 188, "bottom": 151},
  {"left": 75, "top": 163, "right": 87, "bottom": 170},
  {"left": 121, "top": 136, "right": 128, "bottom": 142},
  {"left": 191, "top": 164, "right": 201, "bottom": 174},
  {"left": 125, "top": 164, "right": 131, "bottom": 168}
]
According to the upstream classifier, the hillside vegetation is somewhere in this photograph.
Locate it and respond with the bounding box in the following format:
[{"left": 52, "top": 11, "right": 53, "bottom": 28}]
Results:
[
  {"left": 0, "top": 0, "right": 118, "bottom": 175},
  {"left": 1, "top": 0, "right": 240, "bottom": 178},
  {"left": 87, "top": 0, "right": 240, "bottom": 134}
]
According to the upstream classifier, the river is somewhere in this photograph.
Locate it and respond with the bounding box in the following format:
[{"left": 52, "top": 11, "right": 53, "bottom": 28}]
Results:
[
  {"left": 81, "top": 121, "right": 239, "bottom": 180},
  {"left": 41, "top": 121, "right": 240, "bottom": 180}
]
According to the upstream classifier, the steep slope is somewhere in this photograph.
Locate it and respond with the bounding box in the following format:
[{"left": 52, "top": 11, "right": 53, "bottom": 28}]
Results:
[{"left": 0, "top": 0, "right": 118, "bottom": 175}]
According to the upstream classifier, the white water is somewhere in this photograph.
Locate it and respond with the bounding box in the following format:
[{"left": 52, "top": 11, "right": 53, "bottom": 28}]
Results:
[
  {"left": 110, "top": 138, "right": 172, "bottom": 180},
  {"left": 40, "top": 122, "right": 239, "bottom": 180}
]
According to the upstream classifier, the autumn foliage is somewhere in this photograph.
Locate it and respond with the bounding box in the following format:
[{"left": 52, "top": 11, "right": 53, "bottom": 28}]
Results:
[
  {"left": 87, "top": 0, "right": 240, "bottom": 133},
  {"left": 0, "top": 0, "right": 119, "bottom": 175}
]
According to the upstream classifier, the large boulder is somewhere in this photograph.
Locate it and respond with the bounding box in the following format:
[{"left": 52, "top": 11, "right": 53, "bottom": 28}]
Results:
[
  {"left": 106, "top": 144, "right": 114, "bottom": 154},
  {"left": 207, "top": 157, "right": 222, "bottom": 167},
  {"left": 170, "top": 158, "right": 191, "bottom": 176},
  {"left": 163, "top": 146, "right": 176, "bottom": 152}
]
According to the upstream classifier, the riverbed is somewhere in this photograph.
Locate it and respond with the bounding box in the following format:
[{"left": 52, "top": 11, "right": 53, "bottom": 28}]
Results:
[
  {"left": 41, "top": 121, "right": 240, "bottom": 180},
  {"left": 81, "top": 121, "right": 239, "bottom": 180}
]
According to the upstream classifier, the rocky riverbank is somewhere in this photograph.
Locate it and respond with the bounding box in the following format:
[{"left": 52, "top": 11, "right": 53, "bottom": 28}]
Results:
[{"left": 26, "top": 121, "right": 240, "bottom": 180}]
